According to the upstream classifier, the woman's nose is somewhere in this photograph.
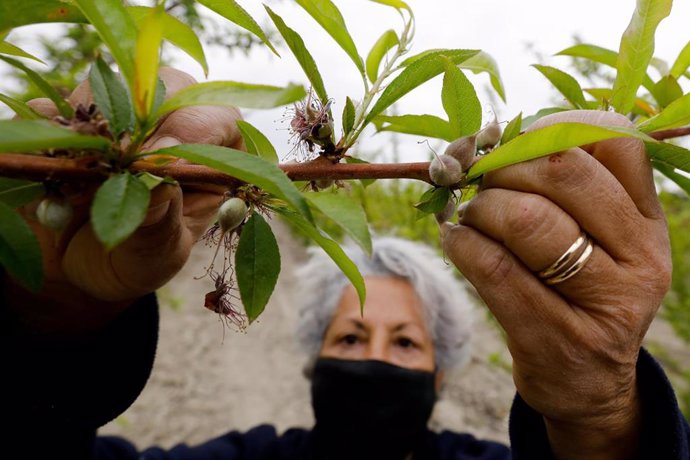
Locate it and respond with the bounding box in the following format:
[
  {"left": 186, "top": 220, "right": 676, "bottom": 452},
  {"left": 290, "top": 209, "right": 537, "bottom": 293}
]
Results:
[{"left": 364, "top": 337, "right": 391, "bottom": 363}]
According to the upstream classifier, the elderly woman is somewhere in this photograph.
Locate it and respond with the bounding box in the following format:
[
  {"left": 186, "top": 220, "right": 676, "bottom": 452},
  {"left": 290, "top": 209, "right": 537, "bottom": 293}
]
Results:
[{"left": 3, "top": 69, "right": 689, "bottom": 459}]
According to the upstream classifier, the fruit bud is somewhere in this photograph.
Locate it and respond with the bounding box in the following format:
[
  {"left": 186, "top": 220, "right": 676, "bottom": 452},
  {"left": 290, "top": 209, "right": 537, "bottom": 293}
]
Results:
[
  {"left": 435, "top": 199, "right": 456, "bottom": 224},
  {"left": 218, "top": 197, "right": 248, "bottom": 234},
  {"left": 36, "top": 197, "right": 73, "bottom": 231},
  {"left": 476, "top": 117, "right": 502, "bottom": 149},
  {"left": 428, "top": 154, "right": 464, "bottom": 186},
  {"left": 445, "top": 135, "right": 476, "bottom": 171},
  {"left": 314, "top": 179, "right": 334, "bottom": 190}
]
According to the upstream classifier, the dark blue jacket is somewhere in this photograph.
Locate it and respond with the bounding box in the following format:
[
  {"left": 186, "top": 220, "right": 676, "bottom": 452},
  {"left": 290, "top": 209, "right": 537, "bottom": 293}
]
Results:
[{"left": 2, "top": 294, "right": 689, "bottom": 459}]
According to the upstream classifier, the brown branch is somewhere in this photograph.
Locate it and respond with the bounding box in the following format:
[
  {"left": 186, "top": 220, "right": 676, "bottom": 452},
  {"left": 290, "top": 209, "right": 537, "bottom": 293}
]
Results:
[{"left": 650, "top": 125, "right": 690, "bottom": 141}]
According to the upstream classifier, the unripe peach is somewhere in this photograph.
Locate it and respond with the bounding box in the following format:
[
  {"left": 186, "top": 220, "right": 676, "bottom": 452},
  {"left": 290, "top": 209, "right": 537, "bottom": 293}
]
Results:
[
  {"left": 218, "top": 197, "right": 248, "bottom": 234},
  {"left": 36, "top": 197, "right": 73, "bottom": 231},
  {"left": 435, "top": 199, "right": 456, "bottom": 224},
  {"left": 476, "top": 117, "right": 502, "bottom": 149},
  {"left": 444, "top": 135, "right": 476, "bottom": 171},
  {"left": 429, "top": 154, "right": 464, "bottom": 186}
]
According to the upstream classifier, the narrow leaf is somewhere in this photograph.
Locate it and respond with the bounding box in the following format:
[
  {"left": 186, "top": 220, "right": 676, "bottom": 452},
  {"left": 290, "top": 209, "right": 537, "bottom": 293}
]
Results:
[
  {"left": 128, "top": 6, "right": 208, "bottom": 77},
  {"left": 276, "top": 206, "right": 366, "bottom": 310},
  {"left": 646, "top": 142, "right": 690, "bottom": 174},
  {"left": 295, "top": 0, "right": 364, "bottom": 74},
  {"left": 0, "top": 120, "right": 110, "bottom": 152},
  {"left": 0, "top": 55, "right": 73, "bottom": 118},
  {"left": 91, "top": 172, "right": 150, "bottom": 250},
  {"left": 501, "top": 112, "right": 522, "bottom": 145},
  {"left": 442, "top": 58, "right": 481, "bottom": 138},
  {"left": 0, "top": 0, "right": 85, "bottom": 30},
  {"left": 653, "top": 161, "right": 690, "bottom": 196},
  {"left": 0, "top": 202, "right": 42, "bottom": 292},
  {"left": 458, "top": 51, "right": 506, "bottom": 102},
  {"left": 611, "top": 0, "right": 673, "bottom": 114},
  {"left": 236, "top": 120, "right": 279, "bottom": 163},
  {"left": 670, "top": 41, "right": 690, "bottom": 79},
  {"left": 74, "top": 0, "right": 137, "bottom": 89},
  {"left": 198, "top": 0, "right": 278, "bottom": 55},
  {"left": 365, "top": 50, "right": 479, "bottom": 125},
  {"left": 156, "top": 144, "right": 312, "bottom": 222},
  {"left": 154, "top": 82, "right": 306, "bottom": 119},
  {"left": 532, "top": 64, "right": 587, "bottom": 109},
  {"left": 0, "top": 41, "right": 44, "bottom": 63},
  {"left": 370, "top": 0, "right": 412, "bottom": 11},
  {"left": 373, "top": 114, "right": 454, "bottom": 141},
  {"left": 366, "top": 29, "right": 399, "bottom": 84},
  {"left": 467, "top": 123, "right": 656, "bottom": 180},
  {"left": 305, "top": 192, "right": 372, "bottom": 255},
  {"left": 235, "top": 212, "right": 280, "bottom": 323},
  {"left": 136, "top": 172, "right": 165, "bottom": 190},
  {"left": 265, "top": 6, "right": 328, "bottom": 104},
  {"left": 651, "top": 75, "right": 683, "bottom": 108},
  {"left": 89, "top": 57, "right": 133, "bottom": 138},
  {"left": 638, "top": 93, "right": 690, "bottom": 133},
  {"left": 522, "top": 107, "right": 569, "bottom": 130},
  {"left": 133, "top": 5, "right": 164, "bottom": 122},
  {"left": 342, "top": 96, "right": 356, "bottom": 137},
  {"left": 0, "top": 92, "right": 43, "bottom": 119},
  {"left": 414, "top": 187, "right": 450, "bottom": 215},
  {"left": 584, "top": 88, "right": 656, "bottom": 116},
  {"left": 0, "top": 177, "right": 44, "bottom": 208}
]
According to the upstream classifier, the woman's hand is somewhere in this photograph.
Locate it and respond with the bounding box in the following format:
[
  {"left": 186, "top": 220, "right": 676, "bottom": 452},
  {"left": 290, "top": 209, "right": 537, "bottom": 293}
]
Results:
[
  {"left": 441, "top": 110, "right": 672, "bottom": 459},
  {"left": 4, "top": 68, "right": 244, "bottom": 337}
]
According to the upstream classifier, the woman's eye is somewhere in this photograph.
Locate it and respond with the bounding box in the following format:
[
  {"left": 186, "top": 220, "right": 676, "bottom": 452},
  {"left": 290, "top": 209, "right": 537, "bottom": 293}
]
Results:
[
  {"left": 340, "top": 334, "right": 359, "bottom": 345},
  {"left": 397, "top": 337, "right": 415, "bottom": 348}
]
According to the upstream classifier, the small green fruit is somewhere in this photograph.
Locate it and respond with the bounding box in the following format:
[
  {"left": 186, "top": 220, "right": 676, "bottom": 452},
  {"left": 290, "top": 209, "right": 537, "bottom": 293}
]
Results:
[
  {"left": 435, "top": 199, "right": 456, "bottom": 224},
  {"left": 476, "top": 118, "right": 502, "bottom": 149},
  {"left": 36, "top": 197, "right": 73, "bottom": 231},
  {"left": 445, "top": 135, "right": 476, "bottom": 171},
  {"left": 429, "top": 154, "right": 464, "bottom": 186},
  {"left": 218, "top": 197, "right": 248, "bottom": 234}
]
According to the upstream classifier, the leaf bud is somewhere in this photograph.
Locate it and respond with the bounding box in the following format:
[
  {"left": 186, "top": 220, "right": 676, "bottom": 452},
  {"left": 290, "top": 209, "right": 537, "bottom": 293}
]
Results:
[
  {"left": 36, "top": 197, "right": 73, "bottom": 231},
  {"left": 428, "top": 154, "right": 464, "bottom": 186},
  {"left": 218, "top": 197, "right": 248, "bottom": 234},
  {"left": 476, "top": 117, "right": 502, "bottom": 149},
  {"left": 444, "top": 135, "right": 476, "bottom": 171}
]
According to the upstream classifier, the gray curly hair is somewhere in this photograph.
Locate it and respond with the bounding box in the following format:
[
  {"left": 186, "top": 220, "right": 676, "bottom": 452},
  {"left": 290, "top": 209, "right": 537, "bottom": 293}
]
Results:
[{"left": 295, "top": 236, "right": 474, "bottom": 370}]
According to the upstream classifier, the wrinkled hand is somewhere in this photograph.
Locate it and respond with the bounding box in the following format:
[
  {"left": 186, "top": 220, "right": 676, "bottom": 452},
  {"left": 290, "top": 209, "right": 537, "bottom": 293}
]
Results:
[
  {"left": 5, "top": 68, "right": 243, "bottom": 335},
  {"left": 441, "top": 110, "right": 672, "bottom": 459}
]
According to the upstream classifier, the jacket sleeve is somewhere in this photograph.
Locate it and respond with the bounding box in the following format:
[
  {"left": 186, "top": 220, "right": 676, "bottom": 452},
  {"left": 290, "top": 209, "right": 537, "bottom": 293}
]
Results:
[
  {"left": 0, "top": 278, "right": 159, "bottom": 460},
  {"left": 508, "top": 347, "right": 690, "bottom": 459}
]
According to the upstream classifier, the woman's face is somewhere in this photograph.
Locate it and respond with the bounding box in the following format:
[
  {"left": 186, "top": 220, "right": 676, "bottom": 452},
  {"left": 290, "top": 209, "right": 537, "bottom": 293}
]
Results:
[{"left": 319, "top": 276, "right": 436, "bottom": 372}]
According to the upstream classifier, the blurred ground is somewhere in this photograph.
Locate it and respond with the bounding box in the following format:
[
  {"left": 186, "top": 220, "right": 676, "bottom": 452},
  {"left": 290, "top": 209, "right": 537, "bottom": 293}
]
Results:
[{"left": 100, "top": 222, "right": 690, "bottom": 451}]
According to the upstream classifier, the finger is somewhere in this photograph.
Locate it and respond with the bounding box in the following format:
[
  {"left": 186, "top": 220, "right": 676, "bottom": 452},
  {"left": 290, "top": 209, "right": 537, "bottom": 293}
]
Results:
[
  {"left": 440, "top": 222, "right": 575, "bottom": 344},
  {"left": 481, "top": 146, "right": 647, "bottom": 263},
  {"left": 181, "top": 191, "right": 224, "bottom": 240},
  {"left": 140, "top": 184, "right": 179, "bottom": 227},
  {"left": 458, "top": 189, "right": 626, "bottom": 308},
  {"left": 529, "top": 110, "right": 663, "bottom": 222}
]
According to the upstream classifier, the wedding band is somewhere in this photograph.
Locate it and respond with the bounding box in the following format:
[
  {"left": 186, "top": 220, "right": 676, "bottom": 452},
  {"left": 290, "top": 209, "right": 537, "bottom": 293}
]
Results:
[{"left": 537, "top": 232, "right": 594, "bottom": 285}]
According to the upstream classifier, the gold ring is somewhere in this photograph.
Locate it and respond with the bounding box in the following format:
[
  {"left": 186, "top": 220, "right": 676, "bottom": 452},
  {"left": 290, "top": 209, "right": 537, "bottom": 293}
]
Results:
[{"left": 538, "top": 232, "right": 594, "bottom": 285}]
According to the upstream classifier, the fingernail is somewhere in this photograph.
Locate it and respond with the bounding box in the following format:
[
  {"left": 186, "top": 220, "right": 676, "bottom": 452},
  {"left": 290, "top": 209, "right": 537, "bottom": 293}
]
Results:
[{"left": 144, "top": 136, "right": 180, "bottom": 152}]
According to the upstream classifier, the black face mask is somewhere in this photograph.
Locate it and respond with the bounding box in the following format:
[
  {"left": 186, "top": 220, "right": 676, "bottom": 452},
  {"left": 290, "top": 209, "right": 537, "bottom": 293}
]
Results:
[{"left": 309, "top": 358, "right": 437, "bottom": 460}]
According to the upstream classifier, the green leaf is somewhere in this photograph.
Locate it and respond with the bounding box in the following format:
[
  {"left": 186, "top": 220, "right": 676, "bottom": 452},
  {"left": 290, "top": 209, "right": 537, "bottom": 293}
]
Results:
[
  {"left": 275, "top": 206, "right": 366, "bottom": 311},
  {"left": 373, "top": 114, "right": 454, "bottom": 141},
  {"left": 611, "top": 0, "right": 673, "bottom": 114},
  {"left": 74, "top": 0, "right": 137, "bottom": 90},
  {"left": 638, "top": 93, "right": 690, "bottom": 133},
  {"left": 653, "top": 161, "right": 690, "bottom": 196},
  {"left": 501, "top": 112, "right": 522, "bottom": 145},
  {"left": 156, "top": 144, "right": 312, "bottom": 222},
  {"left": 89, "top": 57, "right": 133, "bottom": 138},
  {"left": 91, "top": 172, "right": 150, "bottom": 250},
  {"left": 236, "top": 120, "right": 279, "bottom": 163},
  {"left": 154, "top": 81, "right": 306, "bottom": 119},
  {"left": 646, "top": 142, "right": 690, "bottom": 174},
  {"left": 650, "top": 57, "right": 670, "bottom": 76},
  {"left": 136, "top": 172, "right": 165, "bottom": 190},
  {"left": 365, "top": 50, "right": 479, "bottom": 125},
  {"left": 442, "top": 58, "right": 481, "bottom": 138},
  {"left": 651, "top": 75, "right": 684, "bottom": 109},
  {"left": 342, "top": 96, "right": 356, "bottom": 137},
  {"left": 0, "top": 41, "right": 44, "bottom": 63},
  {"left": 0, "top": 55, "right": 73, "bottom": 118},
  {"left": 197, "top": 0, "right": 278, "bottom": 56},
  {"left": 0, "top": 201, "right": 42, "bottom": 292},
  {"left": 0, "top": 177, "right": 44, "bottom": 208},
  {"left": 370, "top": 0, "right": 412, "bottom": 11},
  {"left": 670, "top": 41, "right": 690, "bottom": 79},
  {"left": 128, "top": 6, "right": 208, "bottom": 77},
  {"left": 235, "top": 212, "right": 280, "bottom": 323},
  {"left": 0, "top": 120, "right": 110, "bottom": 152},
  {"left": 305, "top": 192, "right": 372, "bottom": 255},
  {"left": 133, "top": 5, "right": 164, "bottom": 122},
  {"left": 532, "top": 64, "right": 587, "bottom": 109},
  {"left": 265, "top": 6, "right": 328, "bottom": 105},
  {"left": 556, "top": 44, "right": 656, "bottom": 92},
  {"left": 457, "top": 51, "right": 506, "bottom": 102},
  {"left": 522, "top": 107, "right": 569, "bottom": 130},
  {"left": 467, "top": 123, "right": 656, "bottom": 180},
  {"left": 414, "top": 186, "right": 450, "bottom": 216},
  {"left": 344, "top": 156, "right": 375, "bottom": 187},
  {"left": 366, "top": 29, "right": 399, "bottom": 84},
  {"left": 295, "top": 0, "right": 364, "bottom": 75},
  {"left": 0, "top": 0, "right": 85, "bottom": 31},
  {"left": 0, "top": 92, "right": 43, "bottom": 119}
]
